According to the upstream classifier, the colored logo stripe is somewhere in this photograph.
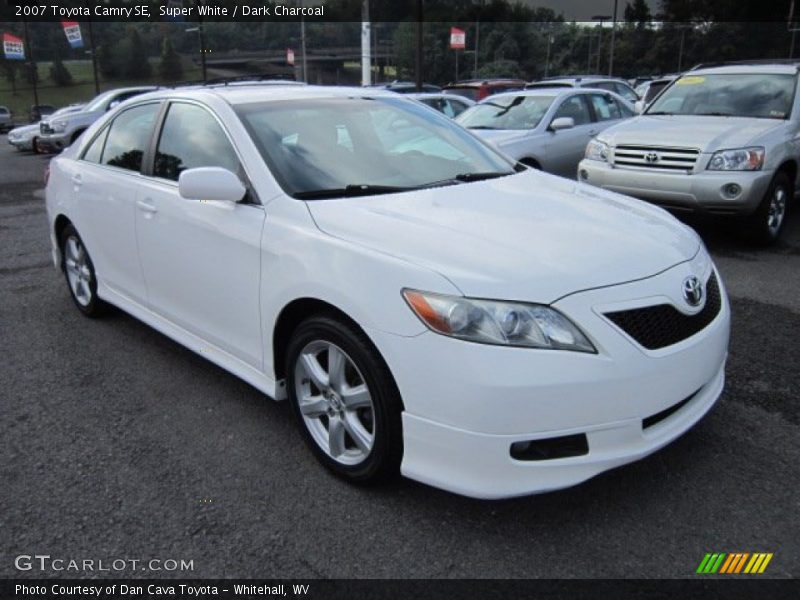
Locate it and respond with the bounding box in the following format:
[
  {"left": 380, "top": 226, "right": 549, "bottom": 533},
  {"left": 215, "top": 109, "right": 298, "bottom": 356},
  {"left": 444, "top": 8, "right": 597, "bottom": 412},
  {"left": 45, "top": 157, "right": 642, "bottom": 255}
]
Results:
[{"left": 697, "top": 552, "right": 773, "bottom": 574}]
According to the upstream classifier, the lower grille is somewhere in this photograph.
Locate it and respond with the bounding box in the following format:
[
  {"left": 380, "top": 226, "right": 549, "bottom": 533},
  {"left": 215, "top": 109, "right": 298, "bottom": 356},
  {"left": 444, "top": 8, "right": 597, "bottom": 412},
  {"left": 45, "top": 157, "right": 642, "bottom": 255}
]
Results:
[
  {"left": 605, "top": 272, "right": 721, "bottom": 350},
  {"left": 40, "top": 123, "right": 54, "bottom": 135},
  {"left": 642, "top": 390, "right": 699, "bottom": 429}
]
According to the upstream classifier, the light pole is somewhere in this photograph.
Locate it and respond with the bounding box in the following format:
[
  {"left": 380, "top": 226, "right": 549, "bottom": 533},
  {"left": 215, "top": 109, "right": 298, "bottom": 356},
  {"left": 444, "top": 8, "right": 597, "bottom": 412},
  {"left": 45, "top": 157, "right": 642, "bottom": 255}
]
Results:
[
  {"left": 544, "top": 28, "right": 553, "bottom": 78},
  {"left": 185, "top": 26, "right": 206, "bottom": 81},
  {"left": 608, "top": 0, "right": 618, "bottom": 76},
  {"left": 591, "top": 15, "right": 611, "bottom": 73}
]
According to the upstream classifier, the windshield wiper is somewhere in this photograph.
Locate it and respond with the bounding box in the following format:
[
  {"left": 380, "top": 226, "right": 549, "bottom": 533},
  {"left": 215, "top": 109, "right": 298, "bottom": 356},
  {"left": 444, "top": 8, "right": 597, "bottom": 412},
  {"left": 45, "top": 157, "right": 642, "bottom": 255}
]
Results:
[
  {"left": 695, "top": 112, "right": 733, "bottom": 116},
  {"left": 294, "top": 184, "right": 414, "bottom": 200},
  {"left": 646, "top": 111, "right": 676, "bottom": 116},
  {"left": 453, "top": 171, "right": 514, "bottom": 182},
  {"left": 468, "top": 125, "right": 500, "bottom": 130}
]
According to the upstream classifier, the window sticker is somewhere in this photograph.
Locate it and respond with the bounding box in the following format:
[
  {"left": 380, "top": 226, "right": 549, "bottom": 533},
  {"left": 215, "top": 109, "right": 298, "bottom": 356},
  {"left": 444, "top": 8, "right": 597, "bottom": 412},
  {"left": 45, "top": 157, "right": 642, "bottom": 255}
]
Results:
[{"left": 677, "top": 76, "right": 706, "bottom": 85}]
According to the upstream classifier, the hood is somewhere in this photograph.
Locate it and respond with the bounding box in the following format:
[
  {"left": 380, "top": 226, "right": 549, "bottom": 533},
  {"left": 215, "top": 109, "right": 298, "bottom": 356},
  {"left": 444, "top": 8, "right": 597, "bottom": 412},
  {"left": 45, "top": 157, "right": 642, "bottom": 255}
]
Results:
[
  {"left": 469, "top": 128, "right": 531, "bottom": 147},
  {"left": 9, "top": 124, "right": 39, "bottom": 136},
  {"left": 307, "top": 171, "right": 699, "bottom": 303},
  {"left": 601, "top": 115, "right": 785, "bottom": 151}
]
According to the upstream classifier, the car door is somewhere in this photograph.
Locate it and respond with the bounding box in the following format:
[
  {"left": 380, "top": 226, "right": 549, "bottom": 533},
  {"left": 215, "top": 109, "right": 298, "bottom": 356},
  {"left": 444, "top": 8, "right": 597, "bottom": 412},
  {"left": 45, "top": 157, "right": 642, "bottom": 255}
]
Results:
[
  {"left": 135, "top": 101, "right": 265, "bottom": 368},
  {"left": 73, "top": 102, "right": 161, "bottom": 306},
  {"left": 544, "top": 94, "right": 596, "bottom": 178}
]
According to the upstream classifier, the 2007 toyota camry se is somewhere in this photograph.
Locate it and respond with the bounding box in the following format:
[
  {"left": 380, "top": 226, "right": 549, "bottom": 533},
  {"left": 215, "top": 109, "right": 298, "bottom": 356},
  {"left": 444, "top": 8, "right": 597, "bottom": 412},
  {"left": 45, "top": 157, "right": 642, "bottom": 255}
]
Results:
[{"left": 44, "top": 84, "right": 730, "bottom": 499}]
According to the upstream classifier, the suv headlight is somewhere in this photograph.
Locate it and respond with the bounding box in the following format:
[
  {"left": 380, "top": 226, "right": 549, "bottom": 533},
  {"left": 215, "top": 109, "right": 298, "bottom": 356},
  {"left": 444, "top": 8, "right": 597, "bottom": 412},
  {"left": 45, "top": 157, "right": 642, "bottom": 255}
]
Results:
[
  {"left": 50, "top": 120, "right": 69, "bottom": 133},
  {"left": 707, "top": 147, "right": 764, "bottom": 171},
  {"left": 585, "top": 139, "right": 610, "bottom": 162},
  {"left": 403, "top": 289, "right": 596, "bottom": 353}
]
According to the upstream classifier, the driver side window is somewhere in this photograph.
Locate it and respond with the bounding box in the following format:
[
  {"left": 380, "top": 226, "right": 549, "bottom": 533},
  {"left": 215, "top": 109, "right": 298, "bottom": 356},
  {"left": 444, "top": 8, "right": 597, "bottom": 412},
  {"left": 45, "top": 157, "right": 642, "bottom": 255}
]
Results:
[{"left": 553, "top": 95, "right": 592, "bottom": 125}]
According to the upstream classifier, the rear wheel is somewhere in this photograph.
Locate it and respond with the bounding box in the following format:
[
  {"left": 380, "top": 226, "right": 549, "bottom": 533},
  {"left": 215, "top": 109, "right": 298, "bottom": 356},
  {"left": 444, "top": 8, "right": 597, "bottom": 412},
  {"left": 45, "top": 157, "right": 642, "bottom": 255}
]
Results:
[
  {"left": 745, "top": 171, "right": 791, "bottom": 244},
  {"left": 59, "top": 224, "right": 107, "bottom": 317},
  {"left": 286, "top": 315, "right": 403, "bottom": 484}
]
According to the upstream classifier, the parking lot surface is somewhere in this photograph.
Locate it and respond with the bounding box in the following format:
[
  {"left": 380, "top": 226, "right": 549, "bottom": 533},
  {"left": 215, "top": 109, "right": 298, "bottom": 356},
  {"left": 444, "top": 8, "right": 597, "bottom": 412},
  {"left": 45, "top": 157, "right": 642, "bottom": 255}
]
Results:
[{"left": 1, "top": 140, "right": 798, "bottom": 578}]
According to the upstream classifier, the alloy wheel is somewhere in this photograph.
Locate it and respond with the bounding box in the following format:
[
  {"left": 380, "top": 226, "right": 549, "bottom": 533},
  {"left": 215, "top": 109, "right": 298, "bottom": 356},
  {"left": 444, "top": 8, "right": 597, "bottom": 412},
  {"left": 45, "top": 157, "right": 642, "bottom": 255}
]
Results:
[
  {"left": 767, "top": 185, "right": 787, "bottom": 236},
  {"left": 293, "top": 340, "right": 375, "bottom": 466},
  {"left": 64, "top": 235, "right": 92, "bottom": 307}
]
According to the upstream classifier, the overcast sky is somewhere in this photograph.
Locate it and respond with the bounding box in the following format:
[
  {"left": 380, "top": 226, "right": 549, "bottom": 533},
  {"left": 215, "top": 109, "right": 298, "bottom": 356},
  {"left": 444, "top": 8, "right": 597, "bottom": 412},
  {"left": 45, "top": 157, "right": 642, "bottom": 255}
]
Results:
[{"left": 517, "top": 0, "right": 658, "bottom": 22}]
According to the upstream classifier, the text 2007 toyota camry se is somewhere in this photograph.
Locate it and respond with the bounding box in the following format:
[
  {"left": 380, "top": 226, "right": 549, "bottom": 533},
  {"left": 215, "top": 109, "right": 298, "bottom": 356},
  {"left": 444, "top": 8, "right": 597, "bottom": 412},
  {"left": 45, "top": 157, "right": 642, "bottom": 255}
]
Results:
[{"left": 45, "top": 85, "right": 730, "bottom": 499}]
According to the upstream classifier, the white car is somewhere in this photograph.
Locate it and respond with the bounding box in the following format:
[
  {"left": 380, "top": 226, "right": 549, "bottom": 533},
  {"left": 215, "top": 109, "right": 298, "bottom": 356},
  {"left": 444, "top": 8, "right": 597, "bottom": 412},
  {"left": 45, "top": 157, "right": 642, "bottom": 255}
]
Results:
[{"left": 45, "top": 85, "right": 730, "bottom": 499}]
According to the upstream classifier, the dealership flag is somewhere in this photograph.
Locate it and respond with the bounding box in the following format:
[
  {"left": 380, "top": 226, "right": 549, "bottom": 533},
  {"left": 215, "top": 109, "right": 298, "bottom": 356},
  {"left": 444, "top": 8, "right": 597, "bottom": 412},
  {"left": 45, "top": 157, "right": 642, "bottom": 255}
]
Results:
[
  {"left": 286, "top": 48, "right": 295, "bottom": 65},
  {"left": 3, "top": 33, "right": 25, "bottom": 60},
  {"left": 62, "top": 21, "right": 84, "bottom": 49},
  {"left": 450, "top": 27, "right": 466, "bottom": 50}
]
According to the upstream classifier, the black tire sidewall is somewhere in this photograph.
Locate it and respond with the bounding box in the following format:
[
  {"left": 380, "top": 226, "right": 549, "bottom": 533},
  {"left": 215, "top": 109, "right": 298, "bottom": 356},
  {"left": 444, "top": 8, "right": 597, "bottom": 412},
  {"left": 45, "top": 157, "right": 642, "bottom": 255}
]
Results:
[
  {"left": 59, "top": 224, "right": 102, "bottom": 317},
  {"left": 750, "top": 171, "right": 792, "bottom": 243},
  {"left": 285, "top": 315, "right": 403, "bottom": 483}
]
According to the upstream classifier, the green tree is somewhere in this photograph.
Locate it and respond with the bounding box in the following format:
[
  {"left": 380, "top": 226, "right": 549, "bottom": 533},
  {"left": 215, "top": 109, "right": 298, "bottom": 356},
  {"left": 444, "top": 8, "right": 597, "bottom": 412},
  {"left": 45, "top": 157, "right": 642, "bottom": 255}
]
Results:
[
  {"left": 125, "top": 27, "right": 152, "bottom": 79},
  {"left": 158, "top": 37, "right": 183, "bottom": 82},
  {"left": 50, "top": 57, "right": 73, "bottom": 86}
]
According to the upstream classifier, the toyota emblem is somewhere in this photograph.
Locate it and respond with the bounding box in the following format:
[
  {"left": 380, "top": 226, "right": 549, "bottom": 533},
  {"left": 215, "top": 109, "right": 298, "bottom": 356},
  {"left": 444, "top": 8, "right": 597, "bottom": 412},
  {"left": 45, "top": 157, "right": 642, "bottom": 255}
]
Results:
[
  {"left": 682, "top": 276, "right": 704, "bottom": 307},
  {"left": 645, "top": 152, "right": 659, "bottom": 163}
]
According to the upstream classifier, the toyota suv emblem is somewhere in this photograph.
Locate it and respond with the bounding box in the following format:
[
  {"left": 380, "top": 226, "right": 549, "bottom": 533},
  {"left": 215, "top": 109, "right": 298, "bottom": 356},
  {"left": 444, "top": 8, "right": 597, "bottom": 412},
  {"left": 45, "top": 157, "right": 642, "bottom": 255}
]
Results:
[
  {"left": 682, "top": 276, "right": 704, "bottom": 307},
  {"left": 645, "top": 151, "right": 660, "bottom": 163}
]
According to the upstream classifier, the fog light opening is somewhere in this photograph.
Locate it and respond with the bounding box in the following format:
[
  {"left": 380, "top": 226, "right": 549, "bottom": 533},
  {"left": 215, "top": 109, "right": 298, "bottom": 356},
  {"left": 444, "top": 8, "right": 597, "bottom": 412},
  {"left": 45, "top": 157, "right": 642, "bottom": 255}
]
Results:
[
  {"left": 579, "top": 169, "right": 589, "bottom": 181},
  {"left": 722, "top": 183, "right": 742, "bottom": 198},
  {"left": 510, "top": 433, "right": 589, "bottom": 461}
]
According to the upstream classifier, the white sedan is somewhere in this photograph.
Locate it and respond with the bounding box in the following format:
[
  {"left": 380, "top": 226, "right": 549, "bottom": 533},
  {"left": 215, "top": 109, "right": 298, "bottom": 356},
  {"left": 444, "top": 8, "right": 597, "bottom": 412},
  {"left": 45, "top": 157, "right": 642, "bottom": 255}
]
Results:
[{"left": 45, "top": 84, "right": 729, "bottom": 499}]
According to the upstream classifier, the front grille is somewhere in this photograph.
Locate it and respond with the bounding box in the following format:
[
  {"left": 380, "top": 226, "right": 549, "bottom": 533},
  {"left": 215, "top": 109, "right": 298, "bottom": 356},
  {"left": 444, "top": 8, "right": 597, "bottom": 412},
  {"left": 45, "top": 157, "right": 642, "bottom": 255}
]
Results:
[
  {"left": 40, "top": 122, "right": 54, "bottom": 135},
  {"left": 613, "top": 145, "right": 699, "bottom": 171},
  {"left": 605, "top": 272, "right": 721, "bottom": 350}
]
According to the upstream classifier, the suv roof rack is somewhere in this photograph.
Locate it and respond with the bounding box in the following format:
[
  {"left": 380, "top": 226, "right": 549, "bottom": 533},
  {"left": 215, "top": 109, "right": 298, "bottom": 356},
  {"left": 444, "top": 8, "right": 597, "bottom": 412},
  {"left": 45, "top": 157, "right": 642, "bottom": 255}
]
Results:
[{"left": 691, "top": 59, "right": 800, "bottom": 71}]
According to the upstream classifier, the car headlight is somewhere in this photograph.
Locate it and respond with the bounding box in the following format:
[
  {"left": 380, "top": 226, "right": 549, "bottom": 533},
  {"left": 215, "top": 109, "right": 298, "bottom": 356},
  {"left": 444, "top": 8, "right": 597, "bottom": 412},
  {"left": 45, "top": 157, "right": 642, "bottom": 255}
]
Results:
[
  {"left": 403, "top": 289, "right": 596, "bottom": 353},
  {"left": 585, "top": 139, "right": 610, "bottom": 162},
  {"left": 707, "top": 147, "right": 764, "bottom": 171},
  {"left": 50, "top": 120, "right": 68, "bottom": 133}
]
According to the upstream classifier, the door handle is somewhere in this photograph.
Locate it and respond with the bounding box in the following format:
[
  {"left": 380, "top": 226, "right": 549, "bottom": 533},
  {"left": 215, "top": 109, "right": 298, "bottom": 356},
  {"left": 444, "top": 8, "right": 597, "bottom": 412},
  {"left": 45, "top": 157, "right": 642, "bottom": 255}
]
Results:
[
  {"left": 71, "top": 173, "right": 82, "bottom": 187},
  {"left": 136, "top": 199, "right": 158, "bottom": 214}
]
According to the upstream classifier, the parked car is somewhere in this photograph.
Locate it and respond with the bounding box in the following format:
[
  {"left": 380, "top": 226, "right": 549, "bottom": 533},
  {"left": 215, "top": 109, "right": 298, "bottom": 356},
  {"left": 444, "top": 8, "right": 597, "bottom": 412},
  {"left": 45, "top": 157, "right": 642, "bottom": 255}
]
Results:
[
  {"left": 527, "top": 76, "right": 640, "bottom": 104},
  {"left": 634, "top": 75, "right": 678, "bottom": 112},
  {"left": 37, "top": 87, "right": 156, "bottom": 152},
  {"left": 46, "top": 84, "right": 729, "bottom": 499},
  {"left": 0, "top": 105, "right": 12, "bottom": 133},
  {"left": 7, "top": 104, "right": 85, "bottom": 153},
  {"left": 579, "top": 62, "right": 800, "bottom": 243},
  {"left": 456, "top": 88, "right": 634, "bottom": 178},
  {"left": 29, "top": 104, "right": 56, "bottom": 123},
  {"left": 408, "top": 92, "right": 475, "bottom": 118},
  {"left": 443, "top": 79, "right": 527, "bottom": 101},
  {"left": 629, "top": 75, "right": 655, "bottom": 89},
  {"left": 369, "top": 81, "right": 441, "bottom": 94}
]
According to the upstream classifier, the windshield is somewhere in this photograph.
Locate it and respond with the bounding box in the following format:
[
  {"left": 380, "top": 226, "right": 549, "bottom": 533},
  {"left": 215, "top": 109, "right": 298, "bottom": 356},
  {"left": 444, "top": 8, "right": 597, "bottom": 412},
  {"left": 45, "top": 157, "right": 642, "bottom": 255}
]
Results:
[
  {"left": 647, "top": 73, "right": 796, "bottom": 119},
  {"left": 235, "top": 96, "right": 515, "bottom": 198},
  {"left": 456, "top": 95, "right": 554, "bottom": 130},
  {"left": 84, "top": 91, "right": 115, "bottom": 113}
]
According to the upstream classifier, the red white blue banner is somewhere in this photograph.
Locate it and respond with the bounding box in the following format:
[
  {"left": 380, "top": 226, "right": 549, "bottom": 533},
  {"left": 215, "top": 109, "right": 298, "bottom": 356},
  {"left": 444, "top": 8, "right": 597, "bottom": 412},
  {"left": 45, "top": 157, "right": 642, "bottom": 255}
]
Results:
[
  {"left": 62, "top": 21, "right": 84, "bottom": 48},
  {"left": 2, "top": 32, "right": 24, "bottom": 60},
  {"left": 450, "top": 27, "right": 466, "bottom": 50}
]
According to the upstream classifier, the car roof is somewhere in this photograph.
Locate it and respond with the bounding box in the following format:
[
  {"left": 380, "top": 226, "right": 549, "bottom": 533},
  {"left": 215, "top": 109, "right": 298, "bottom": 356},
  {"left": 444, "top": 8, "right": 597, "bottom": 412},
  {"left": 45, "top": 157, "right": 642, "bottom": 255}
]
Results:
[
  {"left": 130, "top": 84, "right": 402, "bottom": 107},
  {"left": 478, "top": 87, "right": 605, "bottom": 102},
  {"left": 407, "top": 92, "right": 475, "bottom": 102},
  {"left": 689, "top": 64, "right": 799, "bottom": 75},
  {"left": 444, "top": 79, "right": 525, "bottom": 88}
]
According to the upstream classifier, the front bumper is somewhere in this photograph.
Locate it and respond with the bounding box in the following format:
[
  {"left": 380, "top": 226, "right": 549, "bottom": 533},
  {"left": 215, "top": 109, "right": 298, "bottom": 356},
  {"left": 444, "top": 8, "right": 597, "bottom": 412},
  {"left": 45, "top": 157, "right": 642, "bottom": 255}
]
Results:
[
  {"left": 578, "top": 159, "right": 772, "bottom": 216},
  {"left": 368, "top": 256, "right": 730, "bottom": 499},
  {"left": 8, "top": 136, "right": 34, "bottom": 151},
  {"left": 37, "top": 132, "right": 70, "bottom": 152}
]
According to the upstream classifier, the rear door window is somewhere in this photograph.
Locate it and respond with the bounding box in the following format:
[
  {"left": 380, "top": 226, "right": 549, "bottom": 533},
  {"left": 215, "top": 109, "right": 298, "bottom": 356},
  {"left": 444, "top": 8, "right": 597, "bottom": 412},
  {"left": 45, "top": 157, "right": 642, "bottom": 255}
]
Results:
[{"left": 589, "top": 94, "right": 623, "bottom": 121}]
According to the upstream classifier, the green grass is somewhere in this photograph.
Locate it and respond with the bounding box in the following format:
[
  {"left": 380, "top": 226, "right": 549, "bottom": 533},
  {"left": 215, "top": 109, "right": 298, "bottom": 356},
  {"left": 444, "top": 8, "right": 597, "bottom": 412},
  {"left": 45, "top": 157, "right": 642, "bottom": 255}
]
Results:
[{"left": 0, "top": 58, "right": 202, "bottom": 121}]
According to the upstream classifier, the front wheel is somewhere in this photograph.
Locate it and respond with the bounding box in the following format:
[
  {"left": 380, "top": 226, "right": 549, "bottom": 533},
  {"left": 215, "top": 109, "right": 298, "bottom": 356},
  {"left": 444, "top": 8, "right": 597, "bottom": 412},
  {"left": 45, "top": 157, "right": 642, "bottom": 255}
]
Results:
[
  {"left": 286, "top": 315, "right": 403, "bottom": 484},
  {"left": 746, "top": 171, "right": 792, "bottom": 244}
]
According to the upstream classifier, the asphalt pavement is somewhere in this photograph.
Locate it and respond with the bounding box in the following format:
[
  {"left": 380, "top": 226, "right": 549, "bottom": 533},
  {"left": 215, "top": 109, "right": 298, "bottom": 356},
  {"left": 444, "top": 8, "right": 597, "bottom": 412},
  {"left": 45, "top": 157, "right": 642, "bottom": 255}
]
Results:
[{"left": 1, "top": 139, "right": 798, "bottom": 579}]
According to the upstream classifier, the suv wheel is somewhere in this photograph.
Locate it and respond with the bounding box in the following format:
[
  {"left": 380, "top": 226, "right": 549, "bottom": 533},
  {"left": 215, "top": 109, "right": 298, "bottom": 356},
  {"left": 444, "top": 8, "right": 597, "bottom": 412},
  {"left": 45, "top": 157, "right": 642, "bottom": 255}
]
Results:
[
  {"left": 747, "top": 171, "right": 791, "bottom": 244},
  {"left": 286, "top": 315, "right": 403, "bottom": 484}
]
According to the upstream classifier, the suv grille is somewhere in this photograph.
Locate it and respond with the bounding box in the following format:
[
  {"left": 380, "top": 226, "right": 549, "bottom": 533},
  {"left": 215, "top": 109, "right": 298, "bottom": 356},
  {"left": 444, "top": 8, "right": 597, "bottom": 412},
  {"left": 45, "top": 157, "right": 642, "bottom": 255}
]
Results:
[
  {"left": 40, "top": 122, "right": 54, "bottom": 135},
  {"left": 605, "top": 272, "right": 721, "bottom": 350},
  {"left": 613, "top": 145, "right": 699, "bottom": 171}
]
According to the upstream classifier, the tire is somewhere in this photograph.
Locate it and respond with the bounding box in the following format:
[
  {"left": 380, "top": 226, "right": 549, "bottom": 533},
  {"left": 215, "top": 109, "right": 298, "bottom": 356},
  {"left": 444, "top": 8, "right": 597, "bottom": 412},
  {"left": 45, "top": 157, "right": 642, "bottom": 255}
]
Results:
[
  {"left": 59, "top": 224, "right": 107, "bottom": 317},
  {"left": 286, "top": 315, "right": 403, "bottom": 484},
  {"left": 32, "top": 137, "right": 40, "bottom": 154},
  {"left": 745, "top": 171, "right": 792, "bottom": 244}
]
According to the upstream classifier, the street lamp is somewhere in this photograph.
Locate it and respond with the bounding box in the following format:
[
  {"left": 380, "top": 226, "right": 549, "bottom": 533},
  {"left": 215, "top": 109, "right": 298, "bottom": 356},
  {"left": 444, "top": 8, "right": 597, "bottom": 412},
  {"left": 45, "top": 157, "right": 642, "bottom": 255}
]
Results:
[{"left": 591, "top": 15, "right": 611, "bottom": 73}]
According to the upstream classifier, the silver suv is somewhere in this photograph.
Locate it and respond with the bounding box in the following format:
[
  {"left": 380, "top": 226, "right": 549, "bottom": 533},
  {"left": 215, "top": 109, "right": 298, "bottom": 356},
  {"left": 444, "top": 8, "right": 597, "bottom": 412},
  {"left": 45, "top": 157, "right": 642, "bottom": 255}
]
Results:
[
  {"left": 38, "top": 86, "right": 156, "bottom": 152},
  {"left": 0, "top": 106, "right": 12, "bottom": 133},
  {"left": 578, "top": 62, "right": 799, "bottom": 243}
]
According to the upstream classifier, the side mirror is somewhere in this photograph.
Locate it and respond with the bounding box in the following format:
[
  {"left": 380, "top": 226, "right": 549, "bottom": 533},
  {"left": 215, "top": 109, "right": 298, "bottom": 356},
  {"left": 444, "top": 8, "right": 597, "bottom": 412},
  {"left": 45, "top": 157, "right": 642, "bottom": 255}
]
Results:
[
  {"left": 178, "top": 167, "right": 246, "bottom": 203},
  {"left": 107, "top": 100, "right": 120, "bottom": 111},
  {"left": 634, "top": 100, "right": 645, "bottom": 115},
  {"left": 549, "top": 116, "right": 575, "bottom": 131}
]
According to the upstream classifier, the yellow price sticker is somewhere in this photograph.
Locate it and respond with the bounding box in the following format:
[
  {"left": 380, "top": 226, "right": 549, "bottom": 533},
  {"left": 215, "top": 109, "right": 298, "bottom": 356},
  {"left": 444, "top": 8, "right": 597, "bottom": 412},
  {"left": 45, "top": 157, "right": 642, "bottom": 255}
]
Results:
[{"left": 677, "top": 76, "right": 706, "bottom": 85}]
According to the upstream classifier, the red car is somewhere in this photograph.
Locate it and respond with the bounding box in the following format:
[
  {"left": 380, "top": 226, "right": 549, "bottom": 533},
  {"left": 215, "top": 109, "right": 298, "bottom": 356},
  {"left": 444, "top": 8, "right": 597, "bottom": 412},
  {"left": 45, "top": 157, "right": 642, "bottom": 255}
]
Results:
[{"left": 443, "top": 79, "right": 527, "bottom": 101}]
